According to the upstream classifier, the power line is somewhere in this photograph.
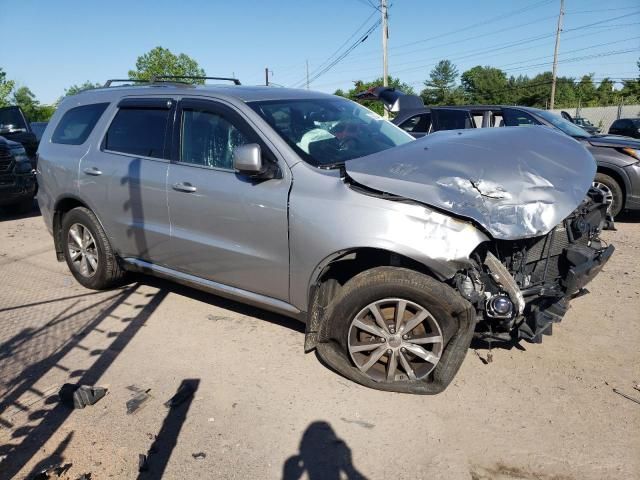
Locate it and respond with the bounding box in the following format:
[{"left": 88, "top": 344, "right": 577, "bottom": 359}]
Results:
[
  {"left": 388, "top": 0, "right": 554, "bottom": 51},
  {"left": 288, "top": 9, "right": 379, "bottom": 87},
  {"left": 294, "top": 20, "right": 382, "bottom": 87}
]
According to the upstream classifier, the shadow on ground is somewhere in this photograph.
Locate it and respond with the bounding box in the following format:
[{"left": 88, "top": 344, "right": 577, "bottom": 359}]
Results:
[
  {"left": 283, "top": 421, "right": 367, "bottom": 480},
  {"left": 0, "top": 200, "right": 41, "bottom": 222},
  {"left": 0, "top": 283, "right": 168, "bottom": 480}
]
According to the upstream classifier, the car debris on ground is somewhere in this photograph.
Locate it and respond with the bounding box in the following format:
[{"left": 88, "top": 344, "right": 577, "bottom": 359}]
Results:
[{"left": 58, "top": 384, "right": 107, "bottom": 409}]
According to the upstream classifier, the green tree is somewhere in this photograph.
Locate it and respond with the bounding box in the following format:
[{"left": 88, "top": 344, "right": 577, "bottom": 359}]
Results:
[
  {"left": 0, "top": 68, "right": 15, "bottom": 108},
  {"left": 576, "top": 74, "right": 597, "bottom": 106},
  {"left": 620, "top": 58, "right": 640, "bottom": 102},
  {"left": 460, "top": 66, "right": 510, "bottom": 104},
  {"left": 343, "top": 76, "right": 415, "bottom": 115},
  {"left": 65, "top": 81, "right": 102, "bottom": 97},
  {"left": 421, "top": 60, "right": 460, "bottom": 105},
  {"left": 11, "top": 86, "right": 55, "bottom": 122},
  {"left": 596, "top": 78, "right": 616, "bottom": 106},
  {"left": 128, "top": 46, "right": 205, "bottom": 84}
]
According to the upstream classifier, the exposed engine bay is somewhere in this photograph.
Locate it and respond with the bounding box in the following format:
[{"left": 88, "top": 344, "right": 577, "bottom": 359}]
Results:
[{"left": 454, "top": 188, "right": 615, "bottom": 344}]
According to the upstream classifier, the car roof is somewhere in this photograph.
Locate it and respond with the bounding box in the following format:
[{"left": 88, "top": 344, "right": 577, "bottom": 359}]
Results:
[
  {"left": 66, "top": 84, "right": 335, "bottom": 104},
  {"left": 436, "top": 104, "right": 545, "bottom": 113}
]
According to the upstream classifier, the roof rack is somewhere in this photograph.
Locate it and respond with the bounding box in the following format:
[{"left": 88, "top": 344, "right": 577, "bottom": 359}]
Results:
[{"left": 103, "top": 76, "right": 241, "bottom": 88}]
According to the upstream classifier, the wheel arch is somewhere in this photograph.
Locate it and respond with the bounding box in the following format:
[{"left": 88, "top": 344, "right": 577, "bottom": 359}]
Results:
[
  {"left": 304, "top": 246, "right": 449, "bottom": 352},
  {"left": 596, "top": 164, "right": 628, "bottom": 202},
  {"left": 52, "top": 196, "right": 99, "bottom": 261}
]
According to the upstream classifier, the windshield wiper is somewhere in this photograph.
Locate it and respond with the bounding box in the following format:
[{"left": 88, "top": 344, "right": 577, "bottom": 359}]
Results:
[{"left": 319, "top": 161, "right": 345, "bottom": 170}]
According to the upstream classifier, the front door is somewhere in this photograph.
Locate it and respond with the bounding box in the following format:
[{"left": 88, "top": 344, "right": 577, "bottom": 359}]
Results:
[{"left": 166, "top": 98, "right": 290, "bottom": 301}]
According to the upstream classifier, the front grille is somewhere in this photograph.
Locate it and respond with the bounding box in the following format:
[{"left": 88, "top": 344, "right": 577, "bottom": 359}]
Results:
[{"left": 0, "top": 174, "right": 15, "bottom": 186}]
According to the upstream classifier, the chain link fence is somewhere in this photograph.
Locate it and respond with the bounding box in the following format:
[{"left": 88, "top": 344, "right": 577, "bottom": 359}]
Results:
[{"left": 551, "top": 102, "right": 640, "bottom": 133}]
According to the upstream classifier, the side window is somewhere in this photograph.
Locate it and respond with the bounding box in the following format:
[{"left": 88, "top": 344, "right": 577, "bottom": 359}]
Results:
[
  {"left": 105, "top": 107, "right": 170, "bottom": 159},
  {"left": 180, "top": 108, "right": 249, "bottom": 170},
  {"left": 502, "top": 109, "right": 539, "bottom": 127},
  {"left": 51, "top": 103, "right": 109, "bottom": 145},
  {"left": 399, "top": 113, "right": 431, "bottom": 133},
  {"left": 431, "top": 110, "right": 474, "bottom": 131}
]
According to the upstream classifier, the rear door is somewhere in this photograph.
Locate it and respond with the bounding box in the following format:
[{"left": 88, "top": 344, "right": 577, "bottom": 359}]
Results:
[
  {"left": 79, "top": 97, "right": 173, "bottom": 264},
  {"left": 166, "top": 98, "right": 291, "bottom": 301}
]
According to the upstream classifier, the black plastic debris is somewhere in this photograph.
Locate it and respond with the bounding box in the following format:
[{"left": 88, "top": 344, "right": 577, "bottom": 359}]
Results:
[
  {"left": 138, "top": 454, "right": 149, "bottom": 472},
  {"left": 31, "top": 463, "right": 72, "bottom": 480},
  {"left": 126, "top": 386, "right": 151, "bottom": 414},
  {"left": 164, "top": 381, "right": 196, "bottom": 408},
  {"left": 59, "top": 384, "right": 107, "bottom": 409},
  {"left": 192, "top": 452, "right": 206, "bottom": 460}
]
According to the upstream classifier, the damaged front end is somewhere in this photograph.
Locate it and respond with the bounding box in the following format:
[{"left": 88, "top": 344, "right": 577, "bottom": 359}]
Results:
[
  {"left": 455, "top": 187, "right": 614, "bottom": 343},
  {"left": 344, "top": 125, "right": 615, "bottom": 345}
]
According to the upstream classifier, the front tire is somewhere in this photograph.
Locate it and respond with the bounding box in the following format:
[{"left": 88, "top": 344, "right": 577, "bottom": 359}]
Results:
[
  {"left": 593, "top": 173, "right": 624, "bottom": 218},
  {"left": 316, "top": 267, "right": 475, "bottom": 394},
  {"left": 61, "top": 207, "right": 125, "bottom": 290}
]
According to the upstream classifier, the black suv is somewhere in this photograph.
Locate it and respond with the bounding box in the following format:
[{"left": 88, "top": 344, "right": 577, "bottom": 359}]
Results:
[
  {"left": 609, "top": 118, "right": 640, "bottom": 139},
  {"left": 0, "top": 106, "right": 39, "bottom": 212},
  {"left": 358, "top": 87, "right": 640, "bottom": 218}
]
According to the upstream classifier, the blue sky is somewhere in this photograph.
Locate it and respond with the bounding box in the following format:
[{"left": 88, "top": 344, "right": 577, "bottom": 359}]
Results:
[{"left": 1, "top": 0, "right": 639, "bottom": 104}]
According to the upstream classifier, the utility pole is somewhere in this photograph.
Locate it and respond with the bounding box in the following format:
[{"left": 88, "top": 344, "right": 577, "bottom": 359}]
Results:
[
  {"left": 381, "top": 0, "right": 389, "bottom": 118},
  {"left": 306, "top": 60, "right": 310, "bottom": 90},
  {"left": 550, "top": 0, "right": 565, "bottom": 110}
]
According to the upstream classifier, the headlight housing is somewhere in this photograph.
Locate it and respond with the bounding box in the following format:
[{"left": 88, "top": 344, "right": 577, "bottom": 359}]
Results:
[
  {"left": 621, "top": 147, "right": 639, "bottom": 161},
  {"left": 10, "top": 147, "right": 33, "bottom": 173}
]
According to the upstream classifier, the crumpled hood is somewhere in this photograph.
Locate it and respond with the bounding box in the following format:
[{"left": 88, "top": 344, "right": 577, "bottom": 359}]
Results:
[
  {"left": 586, "top": 134, "right": 640, "bottom": 149},
  {"left": 346, "top": 126, "right": 597, "bottom": 239}
]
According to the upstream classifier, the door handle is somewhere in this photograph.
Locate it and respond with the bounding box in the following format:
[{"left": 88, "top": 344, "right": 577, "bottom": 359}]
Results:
[
  {"left": 83, "top": 166, "right": 102, "bottom": 176},
  {"left": 172, "top": 182, "right": 197, "bottom": 193}
]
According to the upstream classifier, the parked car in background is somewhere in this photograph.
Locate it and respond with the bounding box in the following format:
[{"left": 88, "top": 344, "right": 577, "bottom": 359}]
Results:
[
  {"left": 30, "top": 121, "right": 49, "bottom": 142},
  {"left": 609, "top": 118, "right": 640, "bottom": 139},
  {"left": 359, "top": 87, "right": 640, "bottom": 217},
  {"left": 37, "top": 79, "right": 613, "bottom": 394},
  {"left": 570, "top": 116, "right": 600, "bottom": 135},
  {"left": 0, "top": 135, "right": 37, "bottom": 212},
  {"left": 0, "top": 106, "right": 39, "bottom": 160}
]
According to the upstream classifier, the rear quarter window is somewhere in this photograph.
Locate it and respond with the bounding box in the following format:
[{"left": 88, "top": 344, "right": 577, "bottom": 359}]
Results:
[{"left": 51, "top": 103, "right": 109, "bottom": 145}]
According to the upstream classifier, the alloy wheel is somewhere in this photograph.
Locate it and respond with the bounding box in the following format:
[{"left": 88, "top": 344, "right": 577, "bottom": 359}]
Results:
[
  {"left": 592, "top": 181, "right": 614, "bottom": 214},
  {"left": 67, "top": 223, "right": 99, "bottom": 278},
  {"left": 347, "top": 298, "right": 444, "bottom": 382}
]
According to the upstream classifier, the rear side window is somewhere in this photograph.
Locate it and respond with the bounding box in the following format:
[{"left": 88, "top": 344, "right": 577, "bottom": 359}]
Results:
[
  {"left": 432, "top": 110, "right": 474, "bottom": 131},
  {"left": 400, "top": 113, "right": 431, "bottom": 133},
  {"left": 51, "top": 103, "right": 109, "bottom": 145},
  {"left": 105, "top": 107, "right": 170, "bottom": 159}
]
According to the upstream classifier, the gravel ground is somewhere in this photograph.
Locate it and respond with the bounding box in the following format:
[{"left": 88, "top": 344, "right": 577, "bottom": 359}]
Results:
[{"left": 0, "top": 206, "right": 638, "bottom": 480}]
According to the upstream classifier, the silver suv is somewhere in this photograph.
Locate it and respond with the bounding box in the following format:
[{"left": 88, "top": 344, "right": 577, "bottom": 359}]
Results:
[{"left": 36, "top": 79, "right": 613, "bottom": 394}]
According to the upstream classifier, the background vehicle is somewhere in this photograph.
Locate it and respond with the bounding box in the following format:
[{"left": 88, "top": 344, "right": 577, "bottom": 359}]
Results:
[
  {"left": 359, "top": 87, "right": 640, "bottom": 218},
  {"left": 0, "top": 135, "right": 37, "bottom": 212},
  {"left": 30, "top": 121, "right": 49, "bottom": 142},
  {"left": 0, "top": 106, "right": 39, "bottom": 161},
  {"left": 609, "top": 118, "right": 640, "bottom": 139},
  {"left": 37, "top": 79, "right": 612, "bottom": 394},
  {"left": 560, "top": 111, "right": 600, "bottom": 135}
]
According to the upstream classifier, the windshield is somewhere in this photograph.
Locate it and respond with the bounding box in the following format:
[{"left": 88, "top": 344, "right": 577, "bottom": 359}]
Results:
[
  {"left": 535, "top": 110, "right": 591, "bottom": 138},
  {"left": 0, "top": 108, "right": 28, "bottom": 132},
  {"left": 249, "top": 97, "right": 413, "bottom": 166}
]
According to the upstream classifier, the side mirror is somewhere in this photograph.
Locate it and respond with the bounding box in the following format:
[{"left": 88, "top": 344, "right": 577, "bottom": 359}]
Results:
[{"left": 233, "top": 143, "right": 264, "bottom": 176}]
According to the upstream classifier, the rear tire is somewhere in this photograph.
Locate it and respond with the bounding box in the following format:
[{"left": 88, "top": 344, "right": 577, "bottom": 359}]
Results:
[
  {"left": 316, "top": 267, "right": 475, "bottom": 394},
  {"left": 593, "top": 173, "right": 623, "bottom": 218},
  {"left": 61, "top": 207, "right": 126, "bottom": 290}
]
